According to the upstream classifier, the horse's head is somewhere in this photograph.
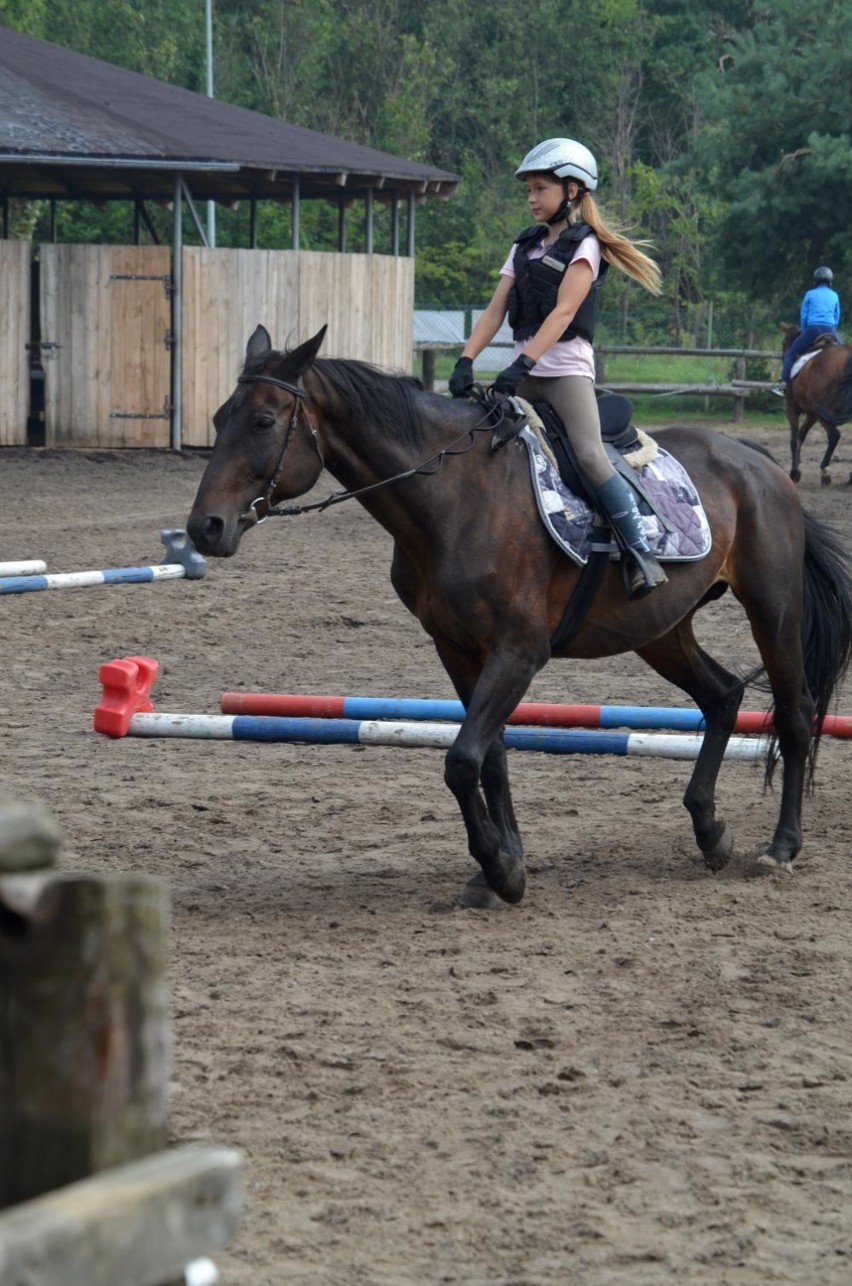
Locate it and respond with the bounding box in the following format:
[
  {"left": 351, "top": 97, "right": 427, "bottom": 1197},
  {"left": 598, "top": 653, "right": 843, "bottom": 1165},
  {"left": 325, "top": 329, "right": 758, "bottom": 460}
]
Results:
[
  {"left": 187, "top": 324, "right": 327, "bottom": 557},
  {"left": 780, "top": 322, "right": 801, "bottom": 355}
]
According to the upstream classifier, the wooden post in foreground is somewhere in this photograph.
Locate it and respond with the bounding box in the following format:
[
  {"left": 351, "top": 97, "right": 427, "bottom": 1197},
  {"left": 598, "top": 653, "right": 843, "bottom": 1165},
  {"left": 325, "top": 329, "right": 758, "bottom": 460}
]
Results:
[
  {"left": 0, "top": 799, "right": 243, "bottom": 1283},
  {"left": 0, "top": 799, "right": 170, "bottom": 1207}
]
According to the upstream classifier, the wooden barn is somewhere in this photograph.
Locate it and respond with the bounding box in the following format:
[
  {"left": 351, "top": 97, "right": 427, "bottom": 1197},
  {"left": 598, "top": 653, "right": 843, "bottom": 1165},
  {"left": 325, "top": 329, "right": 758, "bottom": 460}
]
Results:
[{"left": 0, "top": 25, "right": 458, "bottom": 450}]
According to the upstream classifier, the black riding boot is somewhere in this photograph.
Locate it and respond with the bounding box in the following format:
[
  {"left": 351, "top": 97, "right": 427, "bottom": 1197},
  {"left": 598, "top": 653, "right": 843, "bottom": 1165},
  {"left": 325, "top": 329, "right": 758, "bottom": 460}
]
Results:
[{"left": 594, "top": 473, "right": 667, "bottom": 599}]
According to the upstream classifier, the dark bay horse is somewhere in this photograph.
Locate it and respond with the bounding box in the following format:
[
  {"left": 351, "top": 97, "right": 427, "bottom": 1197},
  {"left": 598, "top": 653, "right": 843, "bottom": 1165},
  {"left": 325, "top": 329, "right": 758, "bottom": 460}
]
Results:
[
  {"left": 187, "top": 325, "right": 852, "bottom": 904},
  {"left": 781, "top": 323, "right": 852, "bottom": 485}
]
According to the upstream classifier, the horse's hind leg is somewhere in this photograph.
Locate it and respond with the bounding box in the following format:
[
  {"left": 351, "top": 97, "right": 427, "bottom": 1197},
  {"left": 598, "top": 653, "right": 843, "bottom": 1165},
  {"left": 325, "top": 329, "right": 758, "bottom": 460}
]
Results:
[
  {"left": 729, "top": 539, "right": 814, "bottom": 873},
  {"left": 818, "top": 420, "right": 841, "bottom": 486},
  {"left": 637, "top": 618, "right": 745, "bottom": 871},
  {"left": 790, "top": 411, "right": 817, "bottom": 484}
]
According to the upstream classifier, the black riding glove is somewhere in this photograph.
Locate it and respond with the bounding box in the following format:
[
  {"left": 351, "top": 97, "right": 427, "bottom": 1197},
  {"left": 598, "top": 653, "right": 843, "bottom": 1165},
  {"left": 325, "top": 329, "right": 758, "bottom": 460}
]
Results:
[
  {"left": 493, "top": 353, "right": 536, "bottom": 395},
  {"left": 448, "top": 356, "right": 475, "bottom": 398}
]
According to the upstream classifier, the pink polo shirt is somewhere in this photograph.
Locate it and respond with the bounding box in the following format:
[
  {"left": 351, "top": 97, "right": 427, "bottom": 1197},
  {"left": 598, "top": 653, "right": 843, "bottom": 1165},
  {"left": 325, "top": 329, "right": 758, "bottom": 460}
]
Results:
[{"left": 500, "top": 233, "right": 602, "bottom": 379}]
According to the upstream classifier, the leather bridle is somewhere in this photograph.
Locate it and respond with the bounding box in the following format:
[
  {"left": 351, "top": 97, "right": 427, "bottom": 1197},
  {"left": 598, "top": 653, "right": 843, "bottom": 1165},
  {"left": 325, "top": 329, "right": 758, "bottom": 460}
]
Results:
[
  {"left": 236, "top": 374, "right": 324, "bottom": 524},
  {"left": 233, "top": 372, "right": 502, "bottom": 522}
]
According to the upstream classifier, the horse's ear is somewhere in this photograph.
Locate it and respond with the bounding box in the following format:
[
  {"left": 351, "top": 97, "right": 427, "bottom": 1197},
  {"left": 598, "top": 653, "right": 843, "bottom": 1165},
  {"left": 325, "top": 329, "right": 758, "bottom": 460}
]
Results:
[
  {"left": 246, "top": 325, "right": 272, "bottom": 363},
  {"left": 286, "top": 325, "right": 328, "bottom": 376}
]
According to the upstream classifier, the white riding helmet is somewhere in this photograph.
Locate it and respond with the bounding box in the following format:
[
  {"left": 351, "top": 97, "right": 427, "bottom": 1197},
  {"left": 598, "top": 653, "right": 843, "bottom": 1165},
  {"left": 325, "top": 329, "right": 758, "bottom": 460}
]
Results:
[{"left": 515, "top": 138, "right": 599, "bottom": 191}]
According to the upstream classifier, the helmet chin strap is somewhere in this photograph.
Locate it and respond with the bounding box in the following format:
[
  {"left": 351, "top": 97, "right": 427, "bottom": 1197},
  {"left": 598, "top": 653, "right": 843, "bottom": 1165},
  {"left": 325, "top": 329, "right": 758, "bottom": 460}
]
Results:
[
  {"left": 545, "top": 198, "right": 572, "bottom": 226},
  {"left": 544, "top": 184, "right": 585, "bottom": 226}
]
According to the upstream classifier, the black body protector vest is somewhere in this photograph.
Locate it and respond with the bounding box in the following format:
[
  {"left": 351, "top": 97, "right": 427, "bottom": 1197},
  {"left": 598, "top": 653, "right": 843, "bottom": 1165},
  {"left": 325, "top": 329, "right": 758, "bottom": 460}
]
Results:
[{"left": 507, "top": 221, "right": 609, "bottom": 344}]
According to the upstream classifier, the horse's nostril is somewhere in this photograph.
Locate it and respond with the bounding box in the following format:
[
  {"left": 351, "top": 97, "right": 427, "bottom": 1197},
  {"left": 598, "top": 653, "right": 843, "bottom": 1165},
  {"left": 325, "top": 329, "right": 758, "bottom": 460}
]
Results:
[
  {"left": 187, "top": 513, "right": 225, "bottom": 552},
  {"left": 203, "top": 515, "right": 225, "bottom": 544}
]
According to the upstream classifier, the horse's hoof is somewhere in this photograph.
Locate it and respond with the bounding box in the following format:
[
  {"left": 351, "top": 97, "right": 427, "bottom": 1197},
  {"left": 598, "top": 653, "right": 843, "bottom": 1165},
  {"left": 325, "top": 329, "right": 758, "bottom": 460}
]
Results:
[
  {"left": 461, "top": 853, "right": 526, "bottom": 907},
  {"left": 701, "top": 821, "right": 734, "bottom": 873},
  {"left": 820, "top": 473, "right": 831, "bottom": 487},
  {"left": 459, "top": 871, "right": 513, "bottom": 910},
  {"left": 790, "top": 470, "right": 801, "bottom": 484},
  {"left": 754, "top": 852, "right": 794, "bottom": 877}
]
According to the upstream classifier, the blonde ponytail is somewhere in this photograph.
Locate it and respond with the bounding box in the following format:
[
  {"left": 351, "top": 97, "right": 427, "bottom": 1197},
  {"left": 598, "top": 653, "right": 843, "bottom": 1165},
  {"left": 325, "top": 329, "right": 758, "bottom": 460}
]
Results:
[{"left": 577, "top": 192, "right": 662, "bottom": 296}]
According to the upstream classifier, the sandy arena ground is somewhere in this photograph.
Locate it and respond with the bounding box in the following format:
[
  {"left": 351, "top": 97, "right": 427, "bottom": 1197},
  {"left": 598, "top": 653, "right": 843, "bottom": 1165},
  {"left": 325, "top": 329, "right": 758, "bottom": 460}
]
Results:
[{"left": 1, "top": 420, "right": 851, "bottom": 1284}]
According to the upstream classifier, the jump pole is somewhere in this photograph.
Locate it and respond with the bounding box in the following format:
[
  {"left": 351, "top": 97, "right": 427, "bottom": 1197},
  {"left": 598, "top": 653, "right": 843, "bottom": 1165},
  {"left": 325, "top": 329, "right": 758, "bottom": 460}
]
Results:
[
  {"left": 99, "top": 713, "right": 767, "bottom": 763},
  {"left": 94, "top": 659, "right": 768, "bottom": 760},
  {"left": 0, "top": 531, "right": 205, "bottom": 596},
  {"left": 219, "top": 691, "right": 852, "bottom": 740},
  {"left": 0, "top": 560, "right": 47, "bottom": 577}
]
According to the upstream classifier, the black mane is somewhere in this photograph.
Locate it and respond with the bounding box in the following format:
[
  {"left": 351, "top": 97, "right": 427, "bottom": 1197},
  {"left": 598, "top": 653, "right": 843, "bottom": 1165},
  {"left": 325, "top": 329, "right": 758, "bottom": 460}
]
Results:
[
  {"left": 309, "top": 356, "right": 432, "bottom": 450},
  {"left": 241, "top": 345, "right": 484, "bottom": 454}
]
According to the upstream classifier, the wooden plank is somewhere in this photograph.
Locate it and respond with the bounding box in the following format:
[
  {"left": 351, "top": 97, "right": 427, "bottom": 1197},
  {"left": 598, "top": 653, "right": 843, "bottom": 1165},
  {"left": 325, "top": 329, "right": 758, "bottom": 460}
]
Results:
[
  {"left": 107, "top": 246, "right": 171, "bottom": 448},
  {"left": 40, "top": 245, "right": 59, "bottom": 438},
  {"left": 0, "top": 240, "right": 30, "bottom": 445},
  {"left": 597, "top": 382, "right": 749, "bottom": 396},
  {"left": 181, "top": 247, "right": 303, "bottom": 447},
  {"left": 599, "top": 345, "right": 777, "bottom": 359},
  {"left": 0, "top": 1144, "right": 243, "bottom": 1286},
  {"left": 373, "top": 254, "right": 413, "bottom": 371}
]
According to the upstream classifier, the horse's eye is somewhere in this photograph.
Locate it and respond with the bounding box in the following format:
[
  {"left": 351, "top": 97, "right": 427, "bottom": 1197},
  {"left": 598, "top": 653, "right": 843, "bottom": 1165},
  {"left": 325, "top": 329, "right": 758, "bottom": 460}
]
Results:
[{"left": 255, "top": 413, "right": 277, "bottom": 430}]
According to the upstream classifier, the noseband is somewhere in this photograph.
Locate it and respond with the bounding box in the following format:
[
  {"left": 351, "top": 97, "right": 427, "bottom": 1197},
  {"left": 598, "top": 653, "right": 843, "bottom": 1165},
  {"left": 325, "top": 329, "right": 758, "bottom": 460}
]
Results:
[{"left": 237, "top": 374, "right": 324, "bottom": 523}]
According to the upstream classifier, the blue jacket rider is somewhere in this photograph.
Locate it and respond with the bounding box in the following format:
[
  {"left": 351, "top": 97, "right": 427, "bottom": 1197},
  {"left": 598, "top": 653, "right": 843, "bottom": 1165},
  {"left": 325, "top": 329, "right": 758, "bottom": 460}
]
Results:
[{"left": 776, "top": 267, "right": 842, "bottom": 389}]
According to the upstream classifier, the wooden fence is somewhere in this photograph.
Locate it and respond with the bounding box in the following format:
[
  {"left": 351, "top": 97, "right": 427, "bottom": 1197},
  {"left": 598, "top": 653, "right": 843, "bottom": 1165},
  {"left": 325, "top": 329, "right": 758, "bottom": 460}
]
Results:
[
  {"left": 416, "top": 341, "right": 779, "bottom": 422},
  {"left": 593, "top": 346, "right": 778, "bottom": 422},
  {"left": 181, "top": 248, "right": 413, "bottom": 447},
  {"left": 0, "top": 243, "right": 414, "bottom": 449}
]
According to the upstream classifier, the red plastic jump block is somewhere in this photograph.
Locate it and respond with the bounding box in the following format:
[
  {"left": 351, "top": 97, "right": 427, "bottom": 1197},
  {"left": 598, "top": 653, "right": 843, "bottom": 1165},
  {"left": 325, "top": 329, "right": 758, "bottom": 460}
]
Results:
[{"left": 94, "top": 656, "right": 159, "bottom": 738}]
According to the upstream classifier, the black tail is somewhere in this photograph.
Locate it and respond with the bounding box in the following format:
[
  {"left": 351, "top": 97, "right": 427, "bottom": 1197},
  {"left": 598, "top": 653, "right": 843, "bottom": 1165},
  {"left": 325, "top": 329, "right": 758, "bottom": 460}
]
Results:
[
  {"left": 738, "top": 438, "right": 852, "bottom": 779},
  {"left": 801, "top": 508, "right": 852, "bottom": 771}
]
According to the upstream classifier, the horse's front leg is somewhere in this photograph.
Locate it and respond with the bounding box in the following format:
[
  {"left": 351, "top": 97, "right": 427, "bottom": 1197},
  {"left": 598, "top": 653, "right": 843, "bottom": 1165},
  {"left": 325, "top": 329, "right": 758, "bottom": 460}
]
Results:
[
  {"left": 437, "top": 641, "right": 546, "bottom": 905},
  {"left": 480, "top": 738, "right": 523, "bottom": 861}
]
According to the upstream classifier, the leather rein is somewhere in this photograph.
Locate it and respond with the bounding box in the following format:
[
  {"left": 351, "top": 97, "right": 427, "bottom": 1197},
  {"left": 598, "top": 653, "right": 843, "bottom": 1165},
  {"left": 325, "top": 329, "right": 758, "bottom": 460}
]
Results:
[{"left": 236, "top": 372, "right": 499, "bottom": 522}]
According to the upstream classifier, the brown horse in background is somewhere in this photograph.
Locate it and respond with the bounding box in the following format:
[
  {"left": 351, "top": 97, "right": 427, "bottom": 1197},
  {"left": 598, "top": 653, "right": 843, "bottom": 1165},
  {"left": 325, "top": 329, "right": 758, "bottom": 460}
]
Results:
[
  {"left": 781, "top": 323, "right": 852, "bottom": 485},
  {"left": 187, "top": 325, "right": 852, "bottom": 905}
]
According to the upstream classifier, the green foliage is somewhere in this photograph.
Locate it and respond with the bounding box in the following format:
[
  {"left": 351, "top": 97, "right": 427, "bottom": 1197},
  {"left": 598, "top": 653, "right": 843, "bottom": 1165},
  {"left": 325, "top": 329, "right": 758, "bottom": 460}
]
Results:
[
  {"left": 2, "top": 0, "right": 849, "bottom": 343},
  {"left": 693, "top": 0, "right": 852, "bottom": 299}
]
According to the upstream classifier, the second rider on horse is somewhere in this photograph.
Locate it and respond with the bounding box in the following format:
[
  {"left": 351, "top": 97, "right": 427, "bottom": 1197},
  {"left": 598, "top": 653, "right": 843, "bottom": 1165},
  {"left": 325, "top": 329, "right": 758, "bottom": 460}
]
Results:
[{"left": 773, "top": 266, "right": 842, "bottom": 395}]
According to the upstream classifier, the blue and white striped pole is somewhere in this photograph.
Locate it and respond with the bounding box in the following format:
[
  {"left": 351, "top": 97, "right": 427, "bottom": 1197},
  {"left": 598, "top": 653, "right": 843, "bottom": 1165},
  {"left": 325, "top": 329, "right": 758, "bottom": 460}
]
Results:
[
  {"left": 0, "top": 560, "right": 47, "bottom": 577},
  {"left": 113, "top": 713, "right": 768, "bottom": 761},
  {"left": 0, "top": 530, "right": 205, "bottom": 595}
]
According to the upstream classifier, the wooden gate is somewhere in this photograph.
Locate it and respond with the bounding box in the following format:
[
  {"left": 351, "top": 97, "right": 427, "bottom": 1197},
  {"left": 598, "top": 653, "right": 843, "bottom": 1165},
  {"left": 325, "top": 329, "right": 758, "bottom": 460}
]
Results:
[
  {"left": 180, "top": 249, "right": 414, "bottom": 447},
  {"left": 40, "top": 245, "right": 172, "bottom": 448},
  {"left": 0, "top": 240, "right": 31, "bottom": 447}
]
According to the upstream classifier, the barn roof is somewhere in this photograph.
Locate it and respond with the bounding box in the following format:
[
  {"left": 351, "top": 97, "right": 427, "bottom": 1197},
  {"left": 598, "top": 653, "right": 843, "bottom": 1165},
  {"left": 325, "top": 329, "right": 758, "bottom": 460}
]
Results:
[{"left": 0, "top": 25, "right": 458, "bottom": 206}]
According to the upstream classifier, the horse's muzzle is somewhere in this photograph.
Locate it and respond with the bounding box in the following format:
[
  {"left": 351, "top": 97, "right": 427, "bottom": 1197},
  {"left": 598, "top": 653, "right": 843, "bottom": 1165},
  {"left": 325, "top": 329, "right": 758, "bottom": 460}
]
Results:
[{"left": 186, "top": 511, "right": 244, "bottom": 557}]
